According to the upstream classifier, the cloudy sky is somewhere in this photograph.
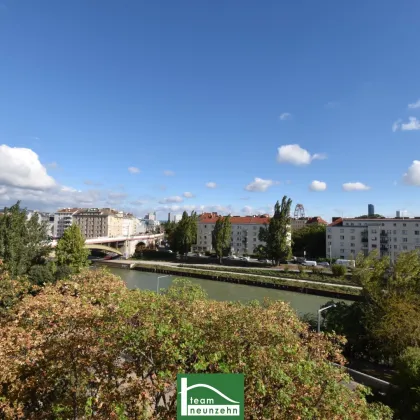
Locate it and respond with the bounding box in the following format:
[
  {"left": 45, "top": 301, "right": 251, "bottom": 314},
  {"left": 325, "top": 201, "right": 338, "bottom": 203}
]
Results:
[{"left": 1, "top": 1, "right": 420, "bottom": 220}]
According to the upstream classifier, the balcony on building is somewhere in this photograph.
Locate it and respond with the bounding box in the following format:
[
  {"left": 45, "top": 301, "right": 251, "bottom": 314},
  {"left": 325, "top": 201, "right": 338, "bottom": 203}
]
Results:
[{"left": 361, "top": 230, "right": 368, "bottom": 243}]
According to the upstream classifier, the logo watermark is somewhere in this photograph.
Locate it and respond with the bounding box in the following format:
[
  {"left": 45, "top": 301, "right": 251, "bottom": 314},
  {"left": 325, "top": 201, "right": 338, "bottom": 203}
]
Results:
[{"left": 177, "top": 374, "right": 244, "bottom": 419}]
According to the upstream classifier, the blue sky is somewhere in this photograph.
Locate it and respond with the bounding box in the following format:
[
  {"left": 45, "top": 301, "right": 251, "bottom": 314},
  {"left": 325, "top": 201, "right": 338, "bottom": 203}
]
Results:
[{"left": 1, "top": 0, "right": 420, "bottom": 220}]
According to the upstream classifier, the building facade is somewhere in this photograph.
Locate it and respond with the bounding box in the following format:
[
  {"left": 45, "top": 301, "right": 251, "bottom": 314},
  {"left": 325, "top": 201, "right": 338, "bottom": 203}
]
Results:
[
  {"left": 27, "top": 210, "right": 55, "bottom": 238},
  {"left": 53, "top": 208, "right": 79, "bottom": 239},
  {"left": 326, "top": 217, "right": 420, "bottom": 261},
  {"left": 194, "top": 212, "right": 291, "bottom": 256},
  {"left": 73, "top": 208, "right": 138, "bottom": 239},
  {"left": 291, "top": 216, "right": 328, "bottom": 231}
]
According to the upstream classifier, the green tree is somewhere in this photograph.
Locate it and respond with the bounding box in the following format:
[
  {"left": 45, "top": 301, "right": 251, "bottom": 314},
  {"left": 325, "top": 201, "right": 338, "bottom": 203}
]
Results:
[
  {"left": 0, "top": 202, "right": 51, "bottom": 277},
  {"left": 0, "top": 269, "right": 392, "bottom": 419},
  {"left": 174, "top": 211, "right": 198, "bottom": 255},
  {"left": 162, "top": 220, "right": 177, "bottom": 250},
  {"left": 292, "top": 224, "right": 326, "bottom": 259},
  {"left": 212, "top": 215, "right": 232, "bottom": 263},
  {"left": 324, "top": 250, "right": 420, "bottom": 364},
  {"left": 259, "top": 196, "right": 292, "bottom": 265},
  {"left": 55, "top": 224, "right": 90, "bottom": 273}
]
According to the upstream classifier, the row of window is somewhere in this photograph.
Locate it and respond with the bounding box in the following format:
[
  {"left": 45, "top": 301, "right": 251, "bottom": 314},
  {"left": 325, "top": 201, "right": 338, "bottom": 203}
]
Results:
[{"left": 202, "top": 225, "right": 259, "bottom": 230}]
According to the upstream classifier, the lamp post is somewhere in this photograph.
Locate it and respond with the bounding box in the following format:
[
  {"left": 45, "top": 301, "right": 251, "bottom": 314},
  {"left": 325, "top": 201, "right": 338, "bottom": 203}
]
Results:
[
  {"left": 317, "top": 304, "right": 336, "bottom": 333},
  {"left": 156, "top": 275, "right": 169, "bottom": 294}
]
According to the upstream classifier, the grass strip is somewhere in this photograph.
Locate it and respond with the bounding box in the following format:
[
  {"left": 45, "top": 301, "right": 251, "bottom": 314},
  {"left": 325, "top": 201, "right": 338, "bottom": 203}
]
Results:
[
  {"left": 179, "top": 264, "right": 358, "bottom": 287},
  {"left": 133, "top": 263, "right": 360, "bottom": 299}
]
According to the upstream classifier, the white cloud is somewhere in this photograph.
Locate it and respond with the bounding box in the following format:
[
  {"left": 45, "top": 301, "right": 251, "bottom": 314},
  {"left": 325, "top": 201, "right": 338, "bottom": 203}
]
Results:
[
  {"left": 403, "top": 160, "right": 420, "bottom": 186},
  {"left": 277, "top": 144, "right": 327, "bottom": 165},
  {"left": 158, "top": 196, "right": 184, "bottom": 204},
  {"left": 309, "top": 180, "right": 327, "bottom": 191},
  {"left": 402, "top": 117, "right": 420, "bottom": 131},
  {"left": 408, "top": 99, "right": 420, "bottom": 109},
  {"left": 0, "top": 145, "right": 56, "bottom": 189},
  {"left": 128, "top": 166, "right": 140, "bottom": 174},
  {"left": 206, "top": 182, "right": 217, "bottom": 189},
  {"left": 342, "top": 182, "right": 371, "bottom": 191},
  {"left": 279, "top": 112, "right": 291, "bottom": 120},
  {"left": 245, "top": 177, "right": 277, "bottom": 192},
  {"left": 183, "top": 192, "right": 195, "bottom": 198},
  {"left": 163, "top": 170, "right": 175, "bottom": 176},
  {"left": 0, "top": 185, "right": 103, "bottom": 210},
  {"left": 61, "top": 186, "right": 81, "bottom": 193},
  {"left": 393, "top": 117, "right": 420, "bottom": 131}
]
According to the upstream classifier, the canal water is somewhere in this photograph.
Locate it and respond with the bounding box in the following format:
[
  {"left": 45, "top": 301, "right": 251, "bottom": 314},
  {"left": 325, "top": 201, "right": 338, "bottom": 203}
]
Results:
[{"left": 108, "top": 267, "right": 351, "bottom": 318}]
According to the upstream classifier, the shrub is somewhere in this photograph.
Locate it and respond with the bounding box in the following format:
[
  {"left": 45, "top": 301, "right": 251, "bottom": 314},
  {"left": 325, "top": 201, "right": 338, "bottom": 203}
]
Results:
[
  {"left": 332, "top": 264, "right": 346, "bottom": 277},
  {"left": 392, "top": 347, "right": 420, "bottom": 418},
  {"left": 27, "top": 264, "right": 55, "bottom": 286},
  {"left": 311, "top": 266, "right": 323, "bottom": 275}
]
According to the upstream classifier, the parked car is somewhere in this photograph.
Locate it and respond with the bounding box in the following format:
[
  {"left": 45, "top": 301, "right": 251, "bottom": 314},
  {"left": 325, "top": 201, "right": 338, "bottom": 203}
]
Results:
[
  {"left": 301, "top": 260, "right": 317, "bottom": 267},
  {"left": 226, "top": 255, "right": 239, "bottom": 260},
  {"left": 239, "top": 256, "right": 250, "bottom": 262},
  {"left": 194, "top": 253, "right": 203, "bottom": 257},
  {"left": 258, "top": 258, "right": 271, "bottom": 264},
  {"left": 318, "top": 261, "right": 330, "bottom": 267}
]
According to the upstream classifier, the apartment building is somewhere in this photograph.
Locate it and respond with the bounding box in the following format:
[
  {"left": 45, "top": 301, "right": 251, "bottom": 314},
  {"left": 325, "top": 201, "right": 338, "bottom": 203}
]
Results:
[
  {"left": 73, "top": 208, "right": 138, "bottom": 239},
  {"left": 193, "top": 212, "right": 291, "bottom": 255},
  {"left": 53, "top": 208, "right": 79, "bottom": 239},
  {"left": 291, "top": 216, "right": 328, "bottom": 231},
  {"left": 27, "top": 210, "right": 55, "bottom": 237},
  {"left": 326, "top": 217, "right": 420, "bottom": 261}
]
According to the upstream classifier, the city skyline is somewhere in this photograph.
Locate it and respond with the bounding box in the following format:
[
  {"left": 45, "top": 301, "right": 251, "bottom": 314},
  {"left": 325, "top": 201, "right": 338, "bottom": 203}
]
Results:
[{"left": 1, "top": 1, "right": 420, "bottom": 221}]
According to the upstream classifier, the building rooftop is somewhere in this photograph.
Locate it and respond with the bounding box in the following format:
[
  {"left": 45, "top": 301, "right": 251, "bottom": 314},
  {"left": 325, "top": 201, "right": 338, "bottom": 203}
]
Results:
[
  {"left": 199, "top": 212, "right": 270, "bottom": 225},
  {"left": 328, "top": 217, "right": 420, "bottom": 226},
  {"left": 56, "top": 208, "right": 80, "bottom": 213},
  {"left": 306, "top": 216, "right": 328, "bottom": 225}
]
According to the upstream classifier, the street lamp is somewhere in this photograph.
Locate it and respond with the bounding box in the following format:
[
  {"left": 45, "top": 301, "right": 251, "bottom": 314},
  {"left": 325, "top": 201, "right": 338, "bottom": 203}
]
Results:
[
  {"left": 156, "top": 275, "right": 169, "bottom": 294},
  {"left": 317, "top": 304, "right": 336, "bottom": 333}
]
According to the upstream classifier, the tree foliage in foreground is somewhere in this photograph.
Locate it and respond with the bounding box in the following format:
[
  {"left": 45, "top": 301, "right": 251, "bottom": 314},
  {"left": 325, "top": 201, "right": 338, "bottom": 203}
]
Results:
[
  {"left": 212, "top": 215, "right": 232, "bottom": 262},
  {"left": 0, "top": 202, "right": 51, "bottom": 278},
  {"left": 0, "top": 269, "right": 391, "bottom": 419},
  {"left": 259, "top": 196, "right": 293, "bottom": 265},
  {"left": 55, "top": 224, "right": 90, "bottom": 273},
  {"left": 322, "top": 250, "right": 420, "bottom": 418}
]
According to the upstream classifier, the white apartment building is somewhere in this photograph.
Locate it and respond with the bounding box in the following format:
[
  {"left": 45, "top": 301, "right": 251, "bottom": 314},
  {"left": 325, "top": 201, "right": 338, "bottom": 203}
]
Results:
[
  {"left": 53, "top": 208, "right": 79, "bottom": 239},
  {"left": 27, "top": 210, "right": 55, "bottom": 237},
  {"left": 327, "top": 217, "right": 420, "bottom": 262},
  {"left": 193, "top": 212, "right": 291, "bottom": 256}
]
